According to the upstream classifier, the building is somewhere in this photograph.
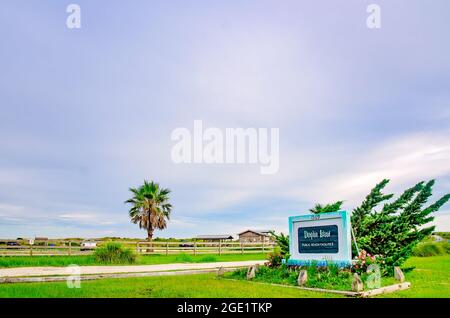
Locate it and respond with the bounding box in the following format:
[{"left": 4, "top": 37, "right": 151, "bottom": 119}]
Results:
[
  {"left": 194, "top": 235, "right": 234, "bottom": 242},
  {"left": 34, "top": 237, "right": 49, "bottom": 246},
  {"left": 238, "top": 230, "right": 273, "bottom": 243}
]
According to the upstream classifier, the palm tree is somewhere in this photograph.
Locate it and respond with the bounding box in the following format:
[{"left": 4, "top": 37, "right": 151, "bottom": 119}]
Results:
[
  {"left": 125, "top": 180, "right": 172, "bottom": 241},
  {"left": 309, "top": 201, "right": 343, "bottom": 214}
]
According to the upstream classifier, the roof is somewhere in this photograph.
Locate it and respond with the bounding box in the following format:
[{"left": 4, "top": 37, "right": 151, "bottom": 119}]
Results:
[
  {"left": 237, "top": 229, "right": 273, "bottom": 236},
  {"left": 195, "top": 235, "right": 233, "bottom": 240}
]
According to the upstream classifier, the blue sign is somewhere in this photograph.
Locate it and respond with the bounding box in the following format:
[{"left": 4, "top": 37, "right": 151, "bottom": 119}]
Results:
[
  {"left": 298, "top": 225, "right": 339, "bottom": 254},
  {"left": 287, "top": 211, "right": 352, "bottom": 267}
]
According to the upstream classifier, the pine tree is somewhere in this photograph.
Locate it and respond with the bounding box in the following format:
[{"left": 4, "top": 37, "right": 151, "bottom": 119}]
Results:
[{"left": 351, "top": 179, "right": 450, "bottom": 275}]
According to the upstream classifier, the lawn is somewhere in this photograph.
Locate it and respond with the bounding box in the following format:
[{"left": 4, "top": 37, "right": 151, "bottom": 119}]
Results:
[
  {"left": 0, "top": 274, "right": 333, "bottom": 298},
  {"left": 0, "top": 256, "right": 448, "bottom": 298},
  {"left": 0, "top": 253, "right": 268, "bottom": 268},
  {"left": 379, "top": 255, "right": 450, "bottom": 298}
]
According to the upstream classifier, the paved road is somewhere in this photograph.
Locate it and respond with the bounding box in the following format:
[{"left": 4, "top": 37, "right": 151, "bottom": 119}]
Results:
[{"left": 0, "top": 260, "right": 266, "bottom": 278}]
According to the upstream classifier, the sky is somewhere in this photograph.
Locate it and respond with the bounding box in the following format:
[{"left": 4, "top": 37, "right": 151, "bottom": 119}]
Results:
[{"left": 0, "top": 0, "right": 449, "bottom": 239}]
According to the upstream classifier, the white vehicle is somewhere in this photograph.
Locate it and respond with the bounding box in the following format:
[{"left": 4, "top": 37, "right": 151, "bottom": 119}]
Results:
[{"left": 80, "top": 241, "right": 97, "bottom": 251}]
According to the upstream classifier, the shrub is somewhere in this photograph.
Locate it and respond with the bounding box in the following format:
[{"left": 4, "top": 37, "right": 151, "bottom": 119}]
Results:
[
  {"left": 266, "top": 251, "right": 283, "bottom": 268},
  {"left": 227, "top": 264, "right": 354, "bottom": 291},
  {"left": 412, "top": 242, "right": 447, "bottom": 257},
  {"left": 443, "top": 242, "right": 450, "bottom": 254},
  {"left": 93, "top": 243, "right": 136, "bottom": 264},
  {"left": 306, "top": 264, "right": 353, "bottom": 290},
  {"left": 352, "top": 249, "right": 382, "bottom": 275},
  {"left": 269, "top": 232, "right": 289, "bottom": 258},
  {"left": 227, "top": 267, "right": 247, "bottom": 280}
]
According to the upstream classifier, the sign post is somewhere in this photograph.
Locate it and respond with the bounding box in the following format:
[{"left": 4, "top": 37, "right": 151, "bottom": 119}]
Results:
[{"left": 287, "top": 211, "right": 352, "bottom": 267}]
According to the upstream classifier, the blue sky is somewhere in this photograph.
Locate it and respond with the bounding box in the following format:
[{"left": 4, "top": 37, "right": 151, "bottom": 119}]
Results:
[{"left": 0, "top": 1, "right": 449, "bottom": 239}]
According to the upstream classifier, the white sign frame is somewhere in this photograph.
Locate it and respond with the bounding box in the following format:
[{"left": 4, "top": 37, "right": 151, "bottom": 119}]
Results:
[{"left": 287, "top": 211, "right": 352, "bottom": 266}]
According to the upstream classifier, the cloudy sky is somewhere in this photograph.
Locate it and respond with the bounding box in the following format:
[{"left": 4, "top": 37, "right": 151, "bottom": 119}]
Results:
[{"left": 1, "top": 0, "right": 449, "bottom": 239}]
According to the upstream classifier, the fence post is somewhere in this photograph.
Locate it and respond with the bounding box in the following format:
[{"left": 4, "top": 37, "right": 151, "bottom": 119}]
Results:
[
  {"left": 69, "top": 241, "right": 72, "bottom": 256},
  {"left": 218, "top": 240, "right": 221, "bottom": 255},
  {"left": 194, "top": 242, "right": 197, "bottom": 256},
  {"left": 136, "top": 242, "right": 140, "bottom": 254},
  {"left": 262, "top": 240, "right": 265, "bottom": 253},
  {"left": 241, "top": 242, "right": 243, "bottom": 254},
  {"left": 166, "top": 242, "right": 169, "bottom": 255},
  {"left": 30, "top": 244, "right": 33, "bottom": 256}
]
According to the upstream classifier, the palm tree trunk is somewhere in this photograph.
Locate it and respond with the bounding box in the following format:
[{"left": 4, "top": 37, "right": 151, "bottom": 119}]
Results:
[
  {"left": 146, "top": 227, "right": 154, "bottom": 252},
  {"left": 147, "top": 227, "right": 154, "bottom": 241}
]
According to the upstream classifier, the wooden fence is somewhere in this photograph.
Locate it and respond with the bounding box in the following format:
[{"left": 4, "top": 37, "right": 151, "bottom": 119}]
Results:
[
  {"left": 136, "top": 241, "right": 276, "bottom": 255},
  {"left": 0, "top": 240, "right": 276, "bottom": 256},
  {"left": 0, "top": 241, "right": 93, "bottom": 256}
]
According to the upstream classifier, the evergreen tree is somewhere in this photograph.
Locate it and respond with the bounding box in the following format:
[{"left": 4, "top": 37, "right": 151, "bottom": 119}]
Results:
[
  {"left": 351, "top": 179, "right": 393, "bottom": 242},
  {"left": 351, "top": 179, "right": 450, "bottom": 274}
]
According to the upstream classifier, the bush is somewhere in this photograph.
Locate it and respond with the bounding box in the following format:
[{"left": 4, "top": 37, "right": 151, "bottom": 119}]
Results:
[
  {"left": 306, "top": 264, "right": 352, "bottom": 290},
  {"left": 93, "top": 243, "right": 136, "bottom": 264},
  {"left": 352, "top": 249, "right": 383, "bottom": 275},
  {"left": 266, "top": 251, "right": 283, "bottom": 268},
  {"left": 226, "top": 263, "right": 354, "bottom": 291},
  {"left": 257, "top": 265, "right": 299, "bottom": 285},
  {"left": 269, "top": 232, "right": 289, "bottom": 258},
  {"left": 444, "top": 242, "right": 450, "bottom": 254},
  {"left": 412, "top": 242, "right": 448, "bottom": 257}
]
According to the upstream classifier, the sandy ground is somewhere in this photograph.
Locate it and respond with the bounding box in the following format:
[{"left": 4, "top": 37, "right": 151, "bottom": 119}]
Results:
[{"left": 0, "top": 260, "right": 266, "bottom": 278}]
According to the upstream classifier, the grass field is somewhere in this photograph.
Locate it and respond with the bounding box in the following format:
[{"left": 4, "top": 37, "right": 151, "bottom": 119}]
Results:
[
  {"left": 0, "top": 274, "right": 333, "bottom": 298},
  {"left": 380, "top": 255, "right": 450, "bottom": 298},
  {"left": 0, "top": 256, "right": 448, "bottom": 298},
  {"left": 0, "top": 253, "right": 268, "bottom": 268}
]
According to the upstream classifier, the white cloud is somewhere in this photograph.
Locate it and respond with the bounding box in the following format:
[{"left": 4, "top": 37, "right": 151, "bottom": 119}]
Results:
[
  {"left": 0, "top": 203, "right": 24, "bottom": 214},
  {"left": 433, "top": 212, "right": 450, "bottom": 232},
  {"left": 58, "top": 213, "right": 97, "bottom": 220},
  {"left": 57, "top": 211, "right": 124, "bottom": 226},
  {"left": 178, "top": 129, "right": 450, "bottom": 215},
  {"left": 286, "top": 130, "right": 450, "bottom": 206}
]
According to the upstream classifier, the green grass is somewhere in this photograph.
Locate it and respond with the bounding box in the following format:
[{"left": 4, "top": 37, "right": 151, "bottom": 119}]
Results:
[
  {"left": 0, "top": 253, "right": 268, "bottom": 268},
  {"left": 0, "top": 256, "right": 448, "bottom": 298},
  {"left": 0, "top": 274, "right": 333, "bottom": 298},
  {"left": 379, "top": 255, "right": 450, "bottom": 298}
]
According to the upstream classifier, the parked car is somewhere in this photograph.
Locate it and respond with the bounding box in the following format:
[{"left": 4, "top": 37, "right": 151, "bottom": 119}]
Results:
[
  {"left": 6, "top": 241, "right": 20, "bottom": 247},
  {"left": 80, "top": 241, "right": 97, "bottom": 251},
  {"left": 179, "top": 243, "right": 194, "bottom": 248}
]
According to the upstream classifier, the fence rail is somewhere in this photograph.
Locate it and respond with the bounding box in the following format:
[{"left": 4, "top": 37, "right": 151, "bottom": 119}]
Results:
[
  {"left": 136, "top": 241, "right": 276, "bottom": 255},
  {"left": 0, "top": 241, "right": 276, "bottom": 256}
]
